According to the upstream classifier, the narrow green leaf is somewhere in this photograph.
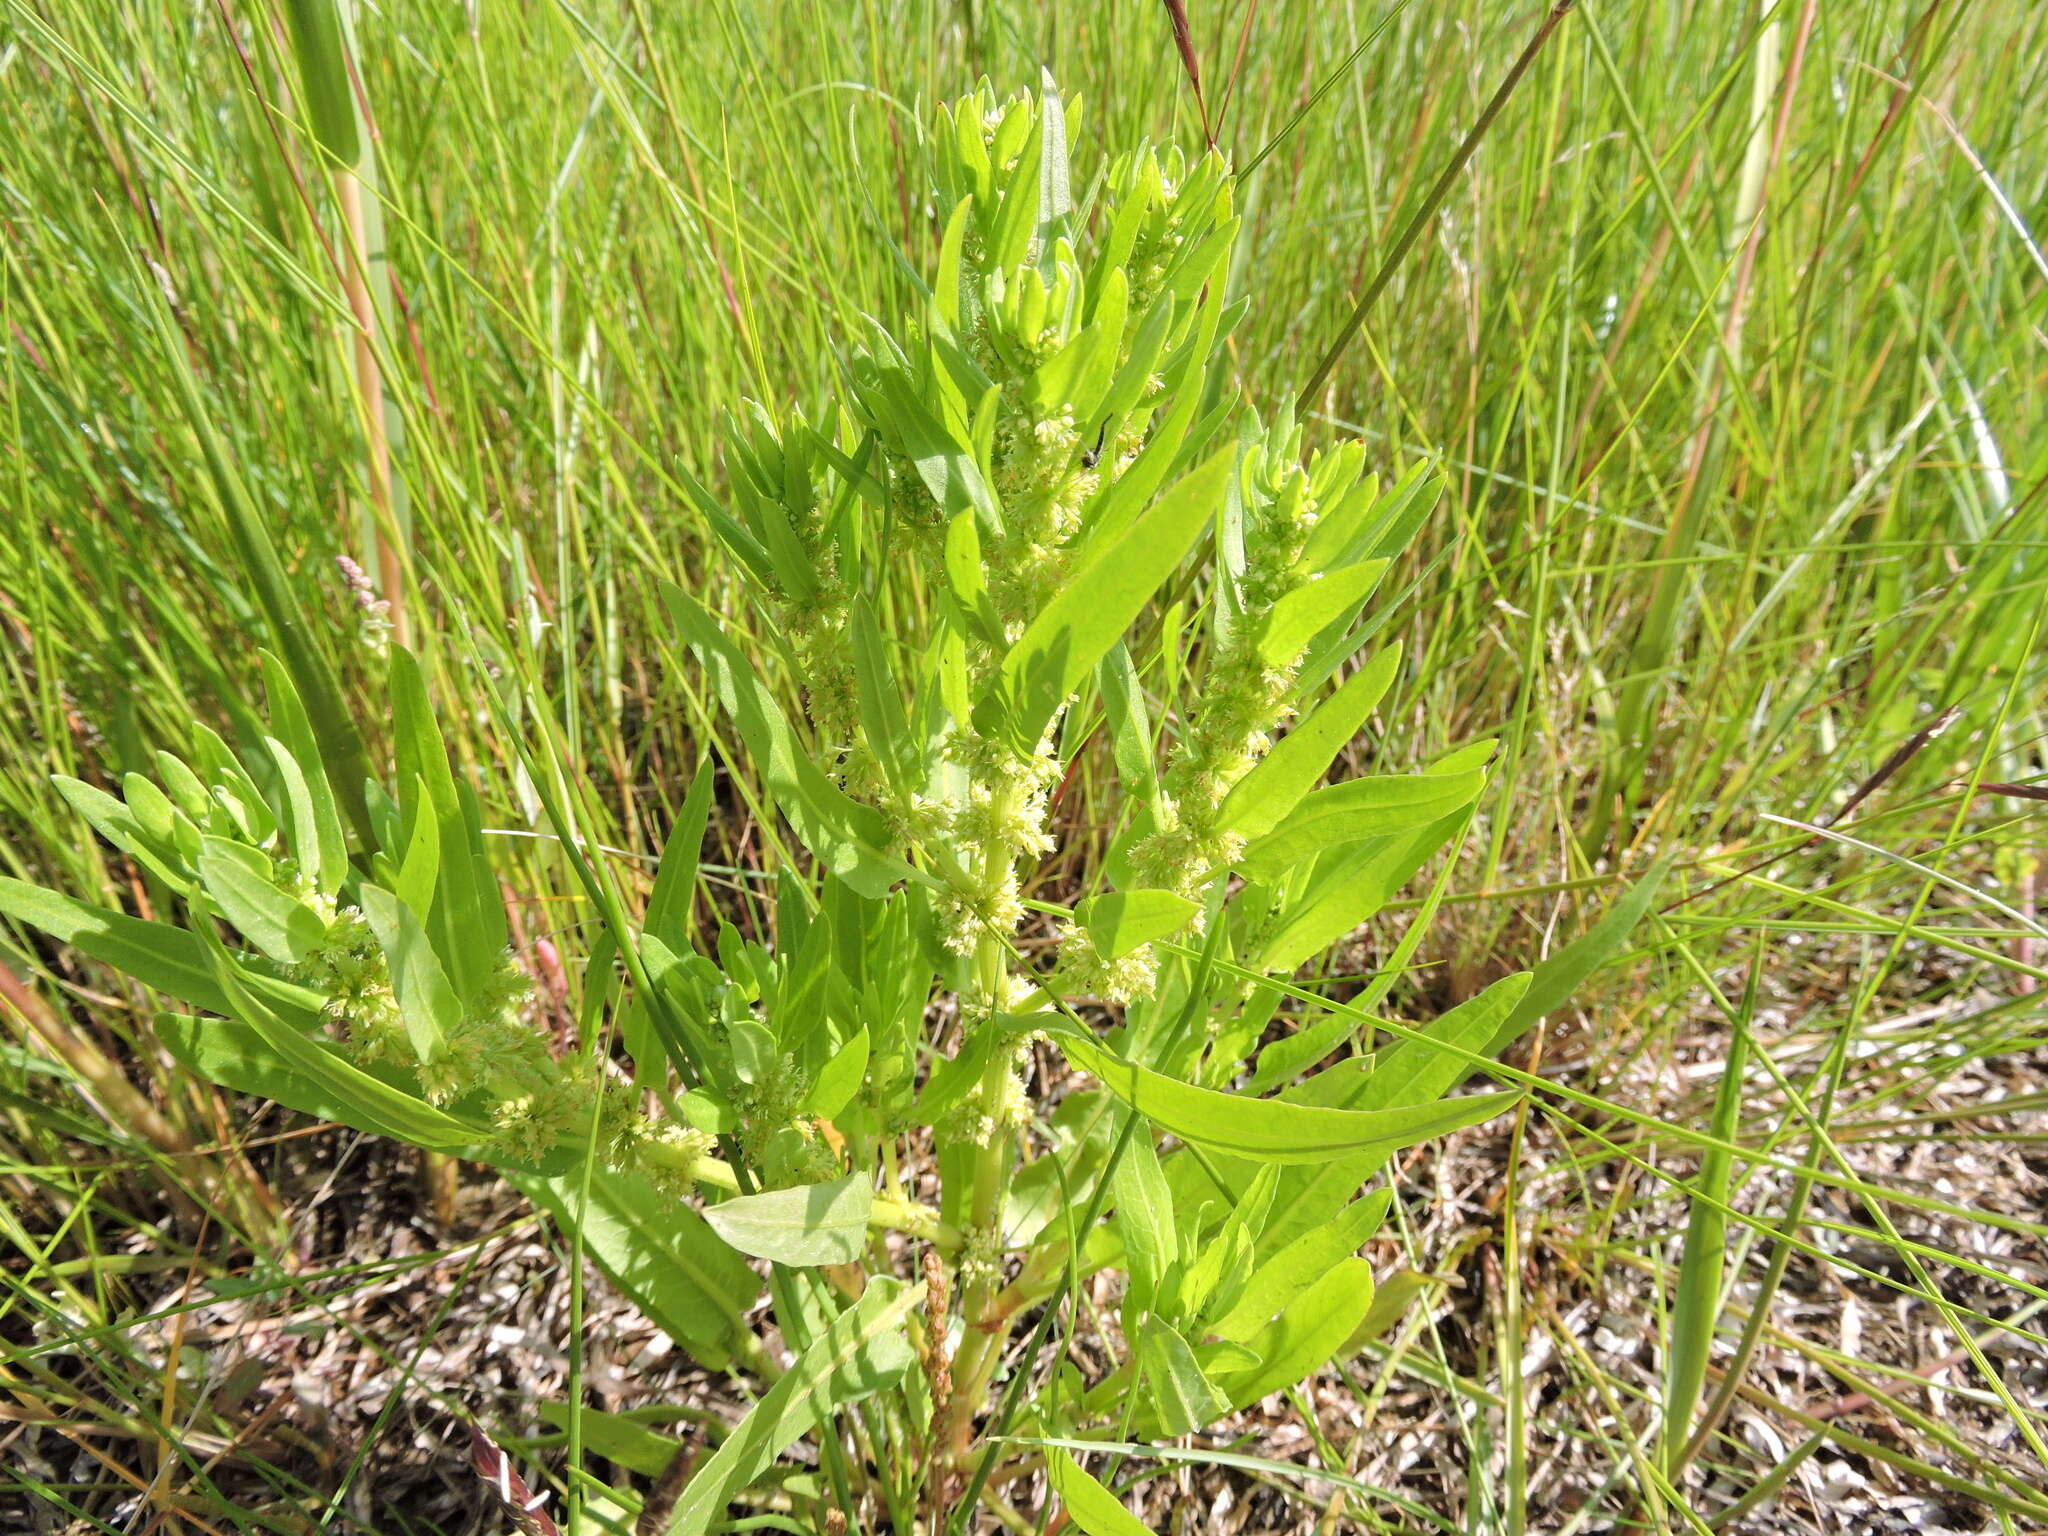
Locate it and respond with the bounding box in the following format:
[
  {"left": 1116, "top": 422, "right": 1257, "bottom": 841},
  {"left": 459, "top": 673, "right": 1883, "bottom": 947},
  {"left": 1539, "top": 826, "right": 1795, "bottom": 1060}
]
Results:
[
  {"left": 848, "top": 597, "right": 917, "bottom": 795},
  {"left": 155, "top": 1011, "right": 497, "bottom": 1156},
  {"left": 1055, "top": 1024, "right": 1517, "bottom": 1165},
  {"left": 54, "top": 776, "right": 187, "bottom": 889},
  {"left": 392, "top": 777, "right": 441, "bottom": 924},
  {"left": 1211, "top": 1189, "right": 1391, "bottom": 1343},
  {"left": 646, "top": 769, "right": 714, "bottom": 944},
  {"left": 658, "top": 1278, "right": 922, "bottom": 1535},
  {"left": 259, "top": 651, "right": 344, "bottom": 895},
  {"left": 701, "top": 1171, "right": 873, "bottom": 1267},
  {"left": 1096, "top": 642, "right": 1158, "bottom": 805},
  {"left": 1047, "top": 1450, "right": 1156, "bottom": 1536},
  {"left": 1215, "top": 1258, "right": 1377, "bottom": 1411},
  {"left": 390, "top": 647, "right": 501, "bottom": 1003},
  {"left": 1036, "top": 67, "right": 1071, "bottom": 256},
  {"left": 261, "top": 740, "right": 322, "bottom": 889},
  {"left": 1220, "top": 642, "right": 1402, "bottom": 839},
  {"left": 1364, "top": 972, "right": 1531, "bottom": 1116},
  {"left": 943, "top": 509, "right": 1005, "bottom": 646},
  {"left": 1340, "top": 1269, "right": 1431, "bottom": 1354},
  {"left": 803, "top": 1026, "right": 870, "bottom": 1120},
  {"left": 1255, "top": 561, "right": 1387, "bottom": 666},
  {"left": 1138, "top": 1318, "right": 1231, "bottom": 1437},
  {"left": 280, "top": 0, "right": 361, "bottom": 164},
  {"left": 1252, "top": 743, "right": 1494, "bottom": 973},
  {"left": 137, "top": 270, "right": 372, "bottom": 848},
  {"left": 1237, "top": 769, "right": 1485, "bottom": 884},
  {"left": 1111, "top": 1118, "right": 1175, "bottom": 1316},
  {"left": 1490, "top": 856, "right": 1673, "bottom": 1055},
  {"left": 534, "top": 1404, "right": 686, "bottom": 1478},
  {"left": 0, "top": 879, "right": 226, "bottom": 1012}
]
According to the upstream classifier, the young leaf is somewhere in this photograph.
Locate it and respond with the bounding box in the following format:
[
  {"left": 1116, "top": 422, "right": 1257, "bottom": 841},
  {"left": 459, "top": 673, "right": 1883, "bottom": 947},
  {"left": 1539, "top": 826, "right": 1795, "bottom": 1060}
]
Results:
[
  {"left": 977, "top": 446, "right": 1230, "bottom": 752},
  {"left": 701, "top": 1171, "right": 873, "bottom": 1267},
  {"left": 1215, "top": 1258, "right": 1378, "bottom": 1411},
  {"left": 53, "top": 776, "right": 187, "bottom": 890},
  {"left": 1096, "top": 642, "right": 1159, "bottom": 806},
  {"left": 654, "top": 1278, "right": 922, "bottom": 1536},
  {"left": 259, "top": 651, "right": 345, "bottom": 895},
  {"left": 1036, "top": 67, "right": 1072, "bottom": 258},
  {"left": 1255, "top": 560, "right": 1387, "bottom": 666},
  {"left": 358, "top": 884, "right": 460, "bottom": 1063},
  {"left": 389, "top": 648, "right": 501, "bottom": 1003},
  {"left": 1209, "top": 1188, "right": 1392, "bottom": 1343},
  {"left": 646, "top": 768, "right": 715, "bottom": 944},
  {"left": 1252, "top": 745, "right": 1493, "bottom": 973},
  {"left": 195, "top": 839, "right": 327, "bottom": 965},
  {"left": 1053, "top": 1024, "right": 1516, "bottom": 1165},
  {"left": 848, "top": 597, "right": 918, "bottom": 796},
  {"left": 1110, "top": 1117, "right": 1176, "bottom": 1317},
  {"left": 803, "top": 1026, "right": 870, "bottom": 1120},
  {"left": 1236, "top": 769, "right": 1486, "bottom": 884},
  {"left": 1075, "top": 889, "right": 1198, "bottom": 960},
  {"left": 1138, "top": 1317, "right": 1231, "bottom": 1437}
]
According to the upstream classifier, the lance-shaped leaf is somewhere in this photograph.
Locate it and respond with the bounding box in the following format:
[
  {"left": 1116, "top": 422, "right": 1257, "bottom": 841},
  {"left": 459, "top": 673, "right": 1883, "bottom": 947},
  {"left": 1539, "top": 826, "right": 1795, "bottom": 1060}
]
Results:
[
  {"left": 1210, "top": 1189, "right": 1391, "bottom": 1343},
  {"left": 1052, "top": 1023, "right": 1516, "bottom": 1165},
  {"left": 1254, "top": 560, "right": 1387, "bottom": 666},
  {"left": 196, "top": 838, "right": 327, "bottom": 965},
  {"left": 156, "top": 1011, "right": 509, "bottom": 1160},
  {"left": 977, "top": 447, "right": 1230, "bottom": 752},
  {"left": 656, "top": 1278, "right": 922, "bottom": 1535},
  {"left": 1219, "top": 642, "right": 1403, "bottom": 839},
  {"left": 1138, "top": 1317, "right": 1231, "bottom": 1437},
  {"left": 1236, "top": 768, "right": 1485, "bottom": 884},
  {"left": 1, "top": 879, "right": 226, "bottom": 1013},
  {"left": 358, "top": 884, "right": 459, "bottom": 1063},
  {"left": 1047, "top": 1451, "right": 1156, "bottom": 1536},
  {"left": 1214, "top": 1258, "right": 1378, "bottom": 1411},
  {"left": 259, "top": 651, "right": 345, "bottom": 895},
  {"left": 1490, "top": 857, "right": 1673, "bottom": 1056},
  {"left": 390, "top": 648, "right": 502, "bottom": 1004},
  {"left": 53, "top": 777, "right": 188, "bottom": 890},
  {"left": 514, "top": 1167, "right": 760, "bottom": 1369},
  {"left": 1075, "top": 889, "right": 1197, "bottom": 960},
  {"left": 1251, "top": 740, "right": 1495, "bottom": 972},
  {"left": 192, "top": 925, "right": 479, "bottom": 1152},
  {"left": 702, "top": 1171, "right": 873, "bottom": 1267}
]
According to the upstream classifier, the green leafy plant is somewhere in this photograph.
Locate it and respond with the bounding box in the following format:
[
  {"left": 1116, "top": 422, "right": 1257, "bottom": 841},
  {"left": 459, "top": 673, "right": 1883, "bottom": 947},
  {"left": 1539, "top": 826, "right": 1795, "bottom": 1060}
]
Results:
[{"left": 0, "top": 81, "right": 1545, "bottom": 1533}]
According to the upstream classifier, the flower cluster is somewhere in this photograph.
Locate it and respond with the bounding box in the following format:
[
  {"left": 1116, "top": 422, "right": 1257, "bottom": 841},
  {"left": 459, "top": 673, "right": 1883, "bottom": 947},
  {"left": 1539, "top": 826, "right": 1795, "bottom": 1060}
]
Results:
[{"left": 1133, "top": 419, "right": 1366, "bottom": 900}]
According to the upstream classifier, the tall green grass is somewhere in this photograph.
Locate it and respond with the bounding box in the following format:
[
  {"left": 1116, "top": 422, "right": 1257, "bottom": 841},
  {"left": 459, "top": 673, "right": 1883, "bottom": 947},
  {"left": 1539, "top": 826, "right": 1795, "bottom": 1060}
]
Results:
[{"left": 2, "top": 0, "right": 2044, "bottom": 1529}]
